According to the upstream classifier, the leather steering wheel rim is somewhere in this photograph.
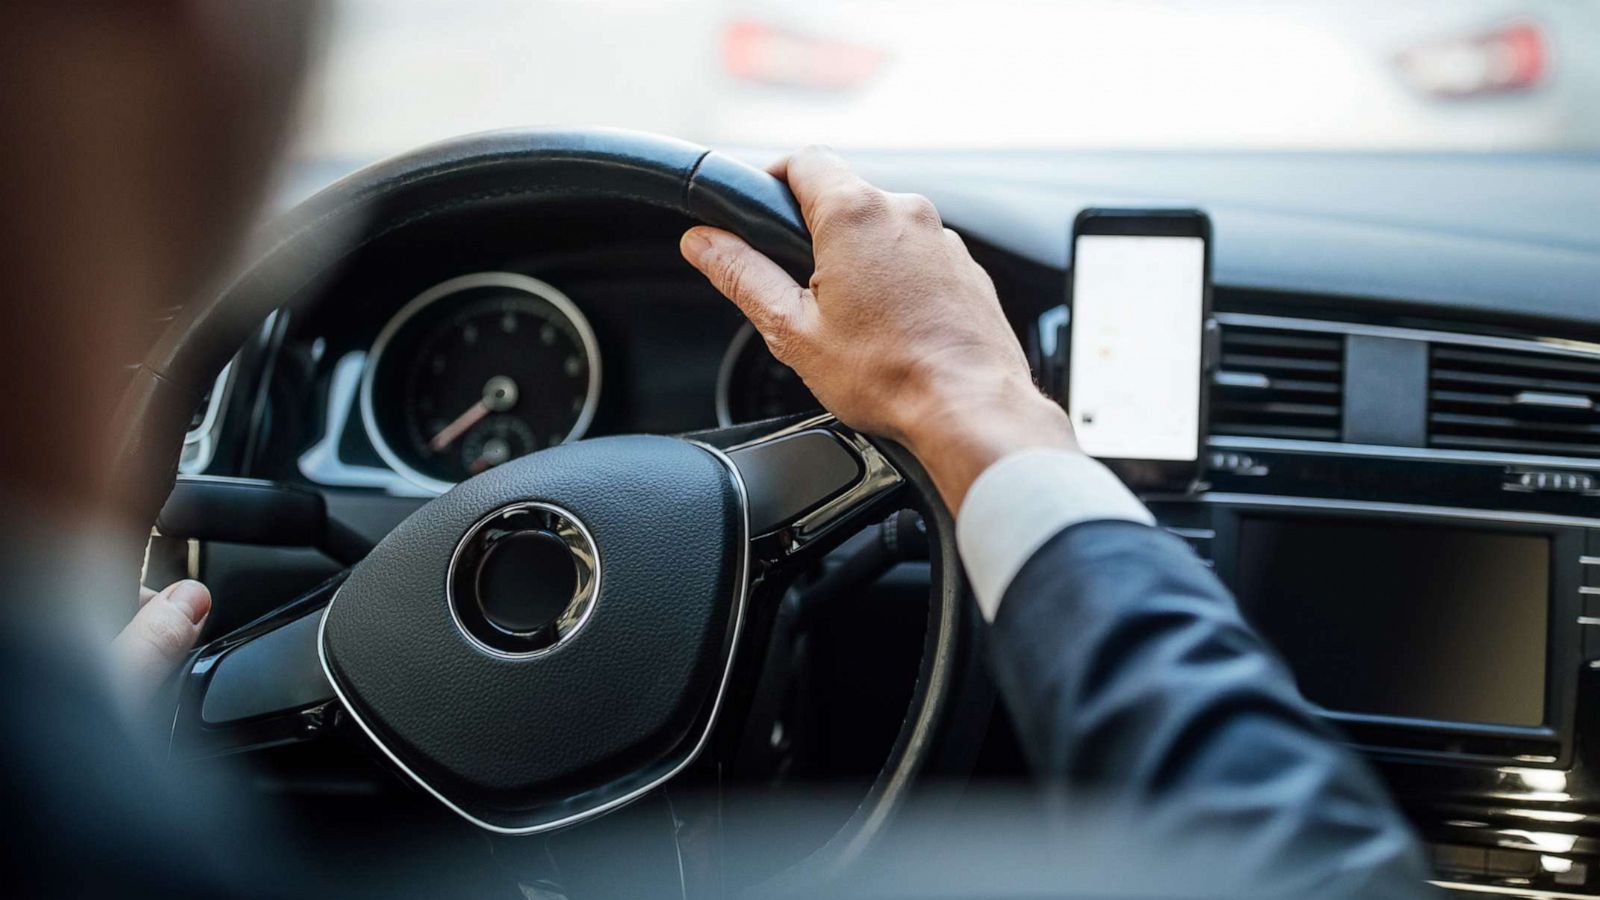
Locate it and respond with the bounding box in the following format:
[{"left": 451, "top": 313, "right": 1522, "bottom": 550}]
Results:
[{"left": 111, "top": 128, "right": 977, "bottom": 885}]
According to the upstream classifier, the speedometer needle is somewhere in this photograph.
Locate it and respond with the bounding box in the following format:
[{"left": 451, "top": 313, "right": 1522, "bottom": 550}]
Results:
[{"left": 428, "top": 400, "right": 489, "bottom": 452}]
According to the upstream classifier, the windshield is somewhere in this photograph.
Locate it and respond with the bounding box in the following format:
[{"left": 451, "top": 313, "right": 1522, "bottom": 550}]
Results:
[{"left": 294, "top": 0, "right": 1600, "bottom": 166}]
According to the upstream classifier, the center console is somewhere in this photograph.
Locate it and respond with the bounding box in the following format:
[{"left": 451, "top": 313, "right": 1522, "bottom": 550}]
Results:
[
  {"left": 1078, "top": 310, "right": 1600, "bottom": 897},
  {"left": 1150, "top": 445, "right": 1600, "bottom": 895}
]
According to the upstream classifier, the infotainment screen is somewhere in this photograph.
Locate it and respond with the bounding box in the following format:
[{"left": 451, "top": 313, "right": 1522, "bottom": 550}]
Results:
[{"left": 1231, "top": 516, "right": 1550, "bottom": 728}]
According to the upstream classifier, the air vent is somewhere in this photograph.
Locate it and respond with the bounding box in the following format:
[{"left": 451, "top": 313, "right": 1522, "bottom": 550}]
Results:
[
  {"left": 1211, "top": 325, "right": 1343, "bottom": 441},
  {"left": 1429, "top": 344, "right": 1600, "bottom": 458}
]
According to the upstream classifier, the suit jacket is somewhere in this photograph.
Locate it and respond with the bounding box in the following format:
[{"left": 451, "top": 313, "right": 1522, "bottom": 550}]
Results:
[{"left": 987, "top": 519, "right": 1435, "bottom": 898}]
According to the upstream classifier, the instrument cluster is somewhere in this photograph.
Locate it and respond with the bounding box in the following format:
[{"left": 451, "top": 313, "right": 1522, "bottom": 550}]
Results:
[{"left": 358, "top": 271, "right": 819, "bottom": 494}]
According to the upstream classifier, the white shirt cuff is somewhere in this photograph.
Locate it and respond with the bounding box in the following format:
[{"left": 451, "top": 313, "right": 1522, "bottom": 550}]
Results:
[{"left": 955, "top": 448, "right": 1154, "bottom": 622}]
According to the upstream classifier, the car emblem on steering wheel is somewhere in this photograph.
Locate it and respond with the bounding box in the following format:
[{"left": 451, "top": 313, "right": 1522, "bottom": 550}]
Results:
[{"left": 446, "top": 502, "right": 599, "bottom": 658}]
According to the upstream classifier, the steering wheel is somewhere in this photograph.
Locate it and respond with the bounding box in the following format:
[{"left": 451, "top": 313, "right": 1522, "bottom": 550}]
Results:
[{"left": 113, "top": 130, "right": 978, "bottom": 893}]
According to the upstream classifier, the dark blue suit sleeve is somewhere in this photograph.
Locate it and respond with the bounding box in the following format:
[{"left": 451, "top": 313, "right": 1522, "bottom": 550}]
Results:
[{"left": 988, "top": 520, "right": 1435, "bottom": 898}]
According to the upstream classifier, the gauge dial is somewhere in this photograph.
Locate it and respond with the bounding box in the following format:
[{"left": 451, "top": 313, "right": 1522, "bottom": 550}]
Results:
[
  {"left": 362, "top": 273, "right": 601, "bottom": 492},
  {"left": 461, "top": 415, "right": 536, "bottom": 476},
  {"left": 715, "top": 322, "right": 822, "bottom": 426}
]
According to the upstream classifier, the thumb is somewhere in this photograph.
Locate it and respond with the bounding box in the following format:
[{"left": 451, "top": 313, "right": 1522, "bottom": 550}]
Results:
[
  {"left": 112, "top": 579, "right": 212, "bottom": 703},
  {"left": 680, "top": 226, "right": 813, "bottom": 352}
]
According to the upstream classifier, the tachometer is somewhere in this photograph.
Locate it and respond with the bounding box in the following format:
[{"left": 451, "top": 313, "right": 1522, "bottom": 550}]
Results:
[
  {"left": 361, "top": 272, "right": 601, "bottom": 492},
  {"left": 715, "top": 322, "right": 821, "bottom": 426}
]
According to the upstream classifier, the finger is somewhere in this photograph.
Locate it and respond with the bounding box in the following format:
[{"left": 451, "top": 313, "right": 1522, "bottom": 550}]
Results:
[
  {"left": 764, "top": 144, "right": 828, "bottom": 180},
  {"left": 681, "top": 226, "right": 814, "bottom": 358},
  {"left": 112, "top": 580, "right": 212, "bottom": 699},
  {"left": 138, "top": 585, "right": 158, "bottom": 608},
  {"left": 772, "top": 145, "right": 875, "bottom": 231}
]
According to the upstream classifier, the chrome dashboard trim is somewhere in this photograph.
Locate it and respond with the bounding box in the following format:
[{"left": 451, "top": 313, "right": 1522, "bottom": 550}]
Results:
[
  {"left": 1430, "top": 881, "right": 1599, "bottom": 900},
  {"left": 297, "top": 351, "right": 434, "bottom": 496},
  {"left": 714, "top": 321, "right": 759, "bottom": 428},
  {"left": 184, "top": 310, "right": 285, "bottom": 475},
  {"left": 1161, "top": 492, "right": 1600, "bottom": 530},
  {"left": 1216, "top": 312, "right": 1600, "bottom": 362},
  {"left": 1213, "top": 370, "right": 1271, "bottom": 389},
  {"left": 179, "top": 360, "right": 235, "bottom": 475},
  {"left": 1208, "top": 434, "right": 1600, "bottom": 473},
  {"left": 1515, "top": 391, "right": 1594, "bottom": 411}
]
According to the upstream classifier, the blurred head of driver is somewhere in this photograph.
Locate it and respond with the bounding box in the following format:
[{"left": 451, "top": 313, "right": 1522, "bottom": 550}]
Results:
[{"left": 0, "top": 1, "right": 317, "bottom": 535}]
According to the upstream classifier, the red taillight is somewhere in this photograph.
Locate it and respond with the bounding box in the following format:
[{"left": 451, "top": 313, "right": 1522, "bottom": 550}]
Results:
[
  {"left": 721, "top": 18, "right": 884, "bottom": 91},
  {"left": 1499, "top": 22, "right": 1547, "bottom": 87},
  {"left": 1395, "top": 20, "right": 1547, "bottom": 98}
]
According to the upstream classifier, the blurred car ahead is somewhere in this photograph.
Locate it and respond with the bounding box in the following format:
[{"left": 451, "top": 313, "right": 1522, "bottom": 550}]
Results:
[{"left": 709, "top": 0, "right": 1600, "bottom": 150}]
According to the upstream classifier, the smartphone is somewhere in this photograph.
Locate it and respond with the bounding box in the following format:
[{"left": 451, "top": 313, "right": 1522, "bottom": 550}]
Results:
[{"left": 1065, "top": 208, "right": 1213, "bottom": 492}]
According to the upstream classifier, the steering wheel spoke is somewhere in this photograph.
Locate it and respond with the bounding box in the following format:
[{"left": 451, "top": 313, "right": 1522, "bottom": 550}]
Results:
[
  {"left": 169, "top": 572, "right": 345, "bottom": 759},
  {"left": 692, "top": 413, "right": 908, "bottom": 574}
]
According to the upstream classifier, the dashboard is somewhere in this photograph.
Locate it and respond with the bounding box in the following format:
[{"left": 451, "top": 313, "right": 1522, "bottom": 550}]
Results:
[
  {"left": 187, "top": 149, "right": 1600, "bottom": 898},
  {"left": 207, "top": 198, "right": 1049, "bottom": 500}
]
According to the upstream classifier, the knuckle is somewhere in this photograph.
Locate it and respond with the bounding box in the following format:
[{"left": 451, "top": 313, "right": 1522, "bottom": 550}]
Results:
[
  {"left": 897, "top": 193, "right": 942, "bottom": 227},
  {"left": 825, "top": 184, "right": 889, "bottom": 226},
  {"left": 943, "top": 227, "right": 981, "bottom": 263}
]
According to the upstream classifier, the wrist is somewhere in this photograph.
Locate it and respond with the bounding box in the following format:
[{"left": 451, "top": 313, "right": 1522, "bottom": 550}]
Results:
[{"left": 897, "top": 372, "right": 1079, "bottom": 512}]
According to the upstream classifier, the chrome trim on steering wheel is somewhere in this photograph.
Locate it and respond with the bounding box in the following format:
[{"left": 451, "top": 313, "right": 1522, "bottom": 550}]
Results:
[
  {"left": 314, "top": 440, "right": 752, "bottom": 836},
  {"left": 443, "top": 501, "right": 601, "bottom": 659}
]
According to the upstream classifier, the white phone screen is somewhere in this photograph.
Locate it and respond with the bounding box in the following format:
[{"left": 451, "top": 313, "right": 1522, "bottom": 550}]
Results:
[{"left": 1068, "top": 233, "right": 1204, "bottom": 461}]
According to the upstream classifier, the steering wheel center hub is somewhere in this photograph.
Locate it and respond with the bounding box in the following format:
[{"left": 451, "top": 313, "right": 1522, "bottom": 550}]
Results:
[
  {"left": 319, "top": 436, "right": 748, "bottom": 833},
  {"left": 449, "top": 503, "right": 597, "bottom": 655}
]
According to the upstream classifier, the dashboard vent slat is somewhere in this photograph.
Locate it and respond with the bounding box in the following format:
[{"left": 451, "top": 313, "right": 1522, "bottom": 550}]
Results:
[
  {"left": 1211, "top": 325, "right": 1343, "bottom": 442},
  {"left": 1428, "top": 343, "right": 1600, "bottom": 459}
]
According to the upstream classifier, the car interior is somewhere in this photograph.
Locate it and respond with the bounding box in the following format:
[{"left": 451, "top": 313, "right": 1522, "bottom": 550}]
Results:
[
  {"left": 133, "top": 121, "right": 1600, "bottom": 899},
  {"left": 9, "top": 2, "right": 1579, "bottom": 897}
]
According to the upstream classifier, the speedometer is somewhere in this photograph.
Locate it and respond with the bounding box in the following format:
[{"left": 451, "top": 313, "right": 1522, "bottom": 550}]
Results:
[{"left": 361, "top": 272, "right": 601, "bottom": 493}]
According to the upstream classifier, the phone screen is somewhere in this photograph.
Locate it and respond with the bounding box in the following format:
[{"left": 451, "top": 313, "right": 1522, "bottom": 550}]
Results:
[{"left": 1068, "top": 231, "right": 1205, "bottom": 462}]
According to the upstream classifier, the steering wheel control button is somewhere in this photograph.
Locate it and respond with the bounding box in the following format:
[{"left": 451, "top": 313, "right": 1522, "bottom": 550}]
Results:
[
  {"left": 202, "top": 608, "right": 334, "bottom": 724},
  {"left": 448, "top": 503, "right": 598, "bottom": 656},
  {"left": 727, "top": 429, "right": 862, "bottom": 534}
]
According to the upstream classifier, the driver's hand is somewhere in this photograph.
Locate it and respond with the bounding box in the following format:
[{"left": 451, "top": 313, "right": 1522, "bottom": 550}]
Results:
[
  {"left": 112, "top": 580, "right": 212, "bottom": 707},
  {"left": 680, "top": 146, "right": 1076, "bottom": 510}
]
